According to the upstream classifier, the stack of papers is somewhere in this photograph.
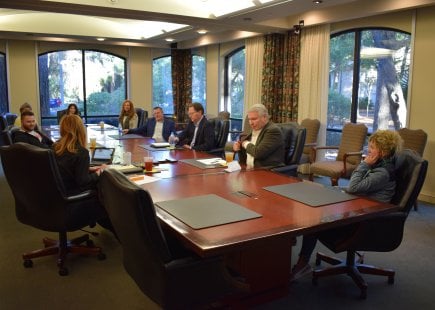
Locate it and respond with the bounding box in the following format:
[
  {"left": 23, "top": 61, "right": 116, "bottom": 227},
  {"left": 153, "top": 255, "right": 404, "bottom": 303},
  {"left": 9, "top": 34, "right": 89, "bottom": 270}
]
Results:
[
  {"left": 197, "top": 158, "right": 227, "bottom": 166},
  {"left": 108, "top": 164, "right": 143, "bottom": 174}
]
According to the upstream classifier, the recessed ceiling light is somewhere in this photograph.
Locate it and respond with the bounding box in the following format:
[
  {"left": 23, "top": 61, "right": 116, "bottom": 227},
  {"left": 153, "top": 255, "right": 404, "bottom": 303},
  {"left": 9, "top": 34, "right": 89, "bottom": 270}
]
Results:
[
  {"left": 313, "top": 0, "right": 323, "bottom": 4},
  {"left": 96, "top": 38, "right": 105, "bottom": 41},
  {"left": 165, "top": 38, "right": 175, "bottom": 42},
  {"left": 197, "top": 29, "right": 207, "bottom": 34}
]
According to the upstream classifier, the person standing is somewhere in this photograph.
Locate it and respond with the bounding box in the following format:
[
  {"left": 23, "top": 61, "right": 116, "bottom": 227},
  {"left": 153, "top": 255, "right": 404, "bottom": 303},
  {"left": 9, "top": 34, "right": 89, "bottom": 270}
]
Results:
[
  {"left": 118, "top": 99, "right": 138, "bottom": 130},
  {"left": 13, "top": 110, "right": 53, "bottom": 149},
  {"left": 124, "top": 106, "right": 175, "bottom": 142},
  {"left": 176, "top": 102, "right": 215, "bottom": 151},
  {"left": 233, "top": 103, "right": 284, "bottom": 169}
]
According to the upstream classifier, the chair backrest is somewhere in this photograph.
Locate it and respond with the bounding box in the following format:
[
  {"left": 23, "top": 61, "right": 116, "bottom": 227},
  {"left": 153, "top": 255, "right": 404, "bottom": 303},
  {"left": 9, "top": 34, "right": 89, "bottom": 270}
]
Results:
[
  {"left": 391, "top": 149, "right": 428, "bottom": 213},
  {"left": 398, "top": 128, "right": 428, "bottom": 156},
  {"left": 3, "top": 113, "right": 18, "bottom": 127},
  {"left": 276, "top": 122, "right": 307, "bottom": 165},
  {"left": 337, "top": 123, "right": 368, "bottom": 165},
  {"left": 99, "top": 169, "right": 172, "bottom": 302},
  {"left": 0, "top": 129, "right": 12, "bottom": 146},
  {"left": 209, "top": 118, "right": 230, "bottom": 149},
  {"left": 300, "top": 118, "right": 320, "bottom": 155},
  {"left": 56, "top": 109, "right": 68, "bottom": 124},
  {"left": 135, "top": 108, "right": 148, "bottom": 127},
  {"left": 0, "top": 114, "right": 8, "bottom": 131},
  {"left": 0, "top": 143, "right": 69, "bottom": 231}
]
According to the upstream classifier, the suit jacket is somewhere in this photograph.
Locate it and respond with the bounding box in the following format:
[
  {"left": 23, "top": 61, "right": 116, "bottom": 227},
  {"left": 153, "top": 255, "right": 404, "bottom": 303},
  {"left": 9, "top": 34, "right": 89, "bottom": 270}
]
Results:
[
  {"left": 177, "top": 116, "right": 215, "bottom": 151},
  {"left": 128, "top": 117, "right": 175, "bottom": 141},
  {"left": 13, "top": 130, "right": 53, "bottom": 149},
  {"left": 238, "top": 121, "right": 284, "bottom": 168}
]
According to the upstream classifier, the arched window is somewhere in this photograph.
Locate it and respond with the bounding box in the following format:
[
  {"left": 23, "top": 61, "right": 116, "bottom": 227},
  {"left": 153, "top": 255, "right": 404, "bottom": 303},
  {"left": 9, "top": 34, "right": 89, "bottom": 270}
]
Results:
[
  {"left": 0, "top": 52, "right": 8, "bottom": 113},
  {"left": 327, "top": 28, "right": 411, "bottom": 145},
  {"left": 152, "top": 54, "right": 206, "bottom": 115},
  {"left": 223, "top": 47, "right": 245, "bottom": 137},
  {"left": 38, "top": 50, "right": 126, "bottom": 126}
]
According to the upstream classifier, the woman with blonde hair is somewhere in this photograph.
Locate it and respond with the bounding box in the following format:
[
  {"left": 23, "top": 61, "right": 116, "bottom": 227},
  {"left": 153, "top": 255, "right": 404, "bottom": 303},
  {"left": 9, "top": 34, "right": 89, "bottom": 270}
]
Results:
[
  {"left": 118, "top": 99, "right": 138, "bottom": 130},
  {"left": 53, "top": 114, "right": 114, "bottom": 234}
]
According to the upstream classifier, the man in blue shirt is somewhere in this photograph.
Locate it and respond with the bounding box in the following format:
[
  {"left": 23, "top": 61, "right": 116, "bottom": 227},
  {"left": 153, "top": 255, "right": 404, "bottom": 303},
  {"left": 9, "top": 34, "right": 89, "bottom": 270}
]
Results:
[{"left": 124, "top": 107, "right": 175, "bottom": 142}]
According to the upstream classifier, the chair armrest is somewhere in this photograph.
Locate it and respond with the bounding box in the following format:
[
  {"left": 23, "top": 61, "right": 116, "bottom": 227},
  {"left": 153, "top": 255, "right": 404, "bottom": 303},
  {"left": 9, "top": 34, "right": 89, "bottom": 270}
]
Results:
[
  {"left": 65, "top": 190, "right": 96, "bottom": 202},
  {"left": 311, "top": 145, "right": 339, "bottom": 162},
  {"left": 342, "top": 151, "right": 364, "bottom": 173}
]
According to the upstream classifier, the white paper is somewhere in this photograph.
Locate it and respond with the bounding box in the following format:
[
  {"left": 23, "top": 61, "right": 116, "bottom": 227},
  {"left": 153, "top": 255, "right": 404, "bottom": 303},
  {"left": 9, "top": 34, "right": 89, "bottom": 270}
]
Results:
[
  {"left": 224, "top": 161, "right": 241, "bottom": 172},
  {"left": 128, "top": 175, "right": 160, "bottom": 185},
  {"left": 197, "top": 158, "right": 226, "bottom": 166}
]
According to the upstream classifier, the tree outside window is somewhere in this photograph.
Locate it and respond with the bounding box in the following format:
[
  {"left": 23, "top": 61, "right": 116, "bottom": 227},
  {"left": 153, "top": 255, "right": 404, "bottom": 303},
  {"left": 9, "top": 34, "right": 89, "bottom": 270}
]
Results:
[
  {"left": 328, "top": 28, "right": 411, "bottom": 146},
  {"left": 38, "top": 50, "right": 126, "bottom": 126}
]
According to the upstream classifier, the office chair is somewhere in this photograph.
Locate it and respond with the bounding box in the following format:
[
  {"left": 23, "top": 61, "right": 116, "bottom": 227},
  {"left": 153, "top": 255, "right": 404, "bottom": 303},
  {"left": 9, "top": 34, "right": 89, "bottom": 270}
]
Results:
[
  {"left": 56, "top": 109, "right": 68, "bottom": 124},
  {"left": 397, "top": 128, "right": 427, "bottom": 211},
  {"left": 299, "top": 118, "right": 320, "bottom": 166},
  {"left": 208, "top": 117, "right": 230, "bottom": 158},
  {"left": 3, "top": 112, "right": 18, "bottom": 128},
  {"left": 99, "top": 169, "right": 247, "bottom": 309},
  {"left": 312, "top": 149, "right": 428, "bottom": 299},
  {"left": 271, "top": 122, "right": 307, "bottom": 177},
  {"left": 135, "top": 107, "right": 148, "bottom": 128},
  {"left": 309, "top": 123, "right": 367, "bottom": 186},
  {"left": 0, "top": 143, "right": 106, "bottom": 276}
]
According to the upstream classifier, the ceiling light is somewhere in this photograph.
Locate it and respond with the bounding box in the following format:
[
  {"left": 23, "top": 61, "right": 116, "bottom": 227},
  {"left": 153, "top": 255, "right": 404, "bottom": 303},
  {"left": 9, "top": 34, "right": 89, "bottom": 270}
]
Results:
[
  {"left": 96, "top": 38, "right": 105, "bottom": 41},
  {"left": 165, "top": 38, "right": 175, "bottom": 42},
  {"left": 313, "top": 0, "right": 323, "bottom": 4},
  {"left": 197, "top": 29, "right": 207, "bottom": 34}
]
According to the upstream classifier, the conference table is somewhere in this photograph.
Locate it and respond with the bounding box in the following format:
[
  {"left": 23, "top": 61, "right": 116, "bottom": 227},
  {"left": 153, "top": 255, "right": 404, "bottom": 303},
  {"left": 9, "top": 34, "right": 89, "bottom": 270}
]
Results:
[{"left": 44, "top": 125, "right": 399, "bottom": 305}]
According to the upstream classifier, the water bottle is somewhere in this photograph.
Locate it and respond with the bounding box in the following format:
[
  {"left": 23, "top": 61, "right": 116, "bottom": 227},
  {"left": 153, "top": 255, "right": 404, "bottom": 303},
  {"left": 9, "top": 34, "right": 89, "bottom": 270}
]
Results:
[
  {"left": 168, "top": 132, "right": 176, "bottom": 147},
  {"left": 118, "top": 123, "right": 123, "bottom": 137}
]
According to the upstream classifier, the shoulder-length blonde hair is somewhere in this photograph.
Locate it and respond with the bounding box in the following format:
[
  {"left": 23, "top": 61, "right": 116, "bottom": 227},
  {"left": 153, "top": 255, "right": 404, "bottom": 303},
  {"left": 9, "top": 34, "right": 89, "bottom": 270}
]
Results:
[
  {"left": 118, "top": 100, "right": 135, "bottom": 122},
  {"left": 54, "top": 114, "right": 86, "bottom": 156}
]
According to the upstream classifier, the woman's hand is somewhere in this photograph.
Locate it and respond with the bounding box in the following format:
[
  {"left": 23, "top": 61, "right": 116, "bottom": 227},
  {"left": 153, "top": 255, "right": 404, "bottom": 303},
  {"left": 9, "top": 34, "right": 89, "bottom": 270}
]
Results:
[{"left": 364, "top": 154, "right": 379, "bottom": 166}]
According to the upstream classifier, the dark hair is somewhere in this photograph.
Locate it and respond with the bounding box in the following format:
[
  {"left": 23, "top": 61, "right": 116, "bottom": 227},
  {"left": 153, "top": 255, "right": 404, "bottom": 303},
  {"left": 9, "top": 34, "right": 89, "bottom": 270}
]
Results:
[
  {"left": 21, "top": 110, "right": 34, "bottom": 119},
  {"left": 67, "top": 103, "right": 80, "bottom": 115},
  {"left": 189, "top": 102, "right": 204, "bottom": 115},
  {"left": 153, "top": 106, "right": 163, "bottom": 112}
]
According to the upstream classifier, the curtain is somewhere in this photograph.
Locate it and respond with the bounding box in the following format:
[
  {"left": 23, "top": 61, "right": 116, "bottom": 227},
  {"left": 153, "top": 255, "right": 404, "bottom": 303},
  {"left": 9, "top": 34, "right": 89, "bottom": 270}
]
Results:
[
  {"left": 171, "top": 49, "right": 192, "bottom": 122},
  {"left": 298, "top": 24, "right": 330, "bottom": 145},
  {"left": 261, "top": 31, "right": 300, "bottom": 123},
  {"left": 245, "top": 36, "right": 264, "bottom": 110}
]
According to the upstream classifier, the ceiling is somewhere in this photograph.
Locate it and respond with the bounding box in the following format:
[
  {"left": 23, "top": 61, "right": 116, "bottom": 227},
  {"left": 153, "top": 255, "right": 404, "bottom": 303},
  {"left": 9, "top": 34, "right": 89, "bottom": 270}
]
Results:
[{"left": 0, "top": 0, "right": 434, "bottom": 48}]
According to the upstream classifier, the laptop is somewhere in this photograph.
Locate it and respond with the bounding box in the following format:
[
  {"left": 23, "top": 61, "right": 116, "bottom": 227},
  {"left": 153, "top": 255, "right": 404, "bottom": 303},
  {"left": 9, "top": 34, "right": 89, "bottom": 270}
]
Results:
[{"left": 90, "top": 147, "right": 115, "bottom": 166}]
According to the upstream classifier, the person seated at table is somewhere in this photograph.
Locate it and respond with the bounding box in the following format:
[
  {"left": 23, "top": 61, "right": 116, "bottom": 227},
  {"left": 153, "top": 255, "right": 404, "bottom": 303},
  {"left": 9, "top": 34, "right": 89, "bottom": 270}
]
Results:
[
  {"left": 118, "top": 99, "right": 138, "bottom": 130},
  {"left": 290, "top": 129, "right": 403, "bottom": 281},
  {"left": 53, "top": 114, "right": 115, "bottom": 235},
  {"left": 66, "top": 103, "right": 81, "bottom": 116},
  {"left": 123, "top": 106, "right": 175, "bottom": 141},
  {"left": 232, "top": 103, "right": 284, "bottom": 169},
  {"left": 13, "top": 110, "right": 53, "bottom": 149},
  {"left": 175, "top": 102, "right": 215, "bottom": 151}
]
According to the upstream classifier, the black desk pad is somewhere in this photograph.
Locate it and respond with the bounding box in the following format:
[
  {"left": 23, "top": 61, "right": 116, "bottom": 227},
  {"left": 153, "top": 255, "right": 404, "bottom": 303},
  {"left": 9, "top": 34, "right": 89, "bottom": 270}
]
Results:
[
  {"left": 263, "top": 181, "right": 357, "bottom": 207},
  {"left": 155, "top": 194, "right": 261, "bottom": 229}
]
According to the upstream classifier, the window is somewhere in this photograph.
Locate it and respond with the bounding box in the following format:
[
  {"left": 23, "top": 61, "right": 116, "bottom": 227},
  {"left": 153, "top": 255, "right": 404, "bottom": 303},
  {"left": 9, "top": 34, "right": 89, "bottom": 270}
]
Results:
[
  {"left": 223, "top": 47, "right": 245, "bottom": 139},
  {"left": 38, "top": 50, "right": 126, "bottom": 126},
  {"left": 327, "top": 28, "right": 411, "bottom": 145},
  {"left": 152, "top": 54, "right": 206, "bottom": 115},
  {"left": 0, "top": 52, "right": 8, "bottom": 113}
]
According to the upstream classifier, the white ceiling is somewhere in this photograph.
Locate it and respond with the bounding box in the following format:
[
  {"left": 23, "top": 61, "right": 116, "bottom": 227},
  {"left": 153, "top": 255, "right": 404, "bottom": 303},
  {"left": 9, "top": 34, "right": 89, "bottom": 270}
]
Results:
[{"left": 0, "top": 0, "right": 434, "bottom": 48}]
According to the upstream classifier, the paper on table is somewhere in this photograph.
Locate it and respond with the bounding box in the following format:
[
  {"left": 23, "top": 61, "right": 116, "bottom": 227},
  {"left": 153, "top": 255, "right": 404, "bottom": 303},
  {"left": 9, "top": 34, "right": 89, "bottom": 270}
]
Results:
[
  {"left": 224, "top": 161, "right": 241, "bottom": 172},
  {"left": 197, "top": 158, "right": 226, "bottom": 166},
  {"left": 128, "top": 174, "right": 160, "bottom": 185}
]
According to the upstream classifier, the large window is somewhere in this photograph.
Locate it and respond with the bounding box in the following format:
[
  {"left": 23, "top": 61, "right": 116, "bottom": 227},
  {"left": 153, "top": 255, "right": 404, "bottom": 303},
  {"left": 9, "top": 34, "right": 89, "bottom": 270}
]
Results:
[
  {"left": 0, "top": 52, "right": 8, "bottom": 114},
  {"left": 223, "top": 47, "right": 245, "bottom": 139},
  {"left": 327, "top": 28, "right": 411, "bottom": 145},
  {"left": 152, "top": 54, "right": 206, "bottom": 115},
  {"left": 38, "top": 50, "right": 126, "bottom": 126}
]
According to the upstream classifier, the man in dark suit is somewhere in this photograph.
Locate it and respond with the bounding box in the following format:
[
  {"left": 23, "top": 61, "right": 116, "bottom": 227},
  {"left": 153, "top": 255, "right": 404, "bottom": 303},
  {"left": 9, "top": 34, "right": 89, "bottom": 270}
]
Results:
[
  {"left": 176, "top": 102, "right": 215, "bottom": 151},
  {"left": 13, "top": 110, "right": 53, "bottom": 149},
  {"left": 124, "top": 106, "right": 175, "bottom": 141},
  {"left": 233, "top": 103, "right": 284, "bottom": 168}
]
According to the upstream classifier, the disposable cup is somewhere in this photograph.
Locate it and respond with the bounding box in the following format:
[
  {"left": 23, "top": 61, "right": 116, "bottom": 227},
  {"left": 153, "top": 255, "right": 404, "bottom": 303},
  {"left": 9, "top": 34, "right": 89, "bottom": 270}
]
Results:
[
  {"left": 225, "top": 152, "right": 234, "bottom": 163},
  {"left": 89, "top": 137, "right": 97, "bottom": 148},
  {"left": 144, "top": 156, "right": 153, "bottom": 172}
]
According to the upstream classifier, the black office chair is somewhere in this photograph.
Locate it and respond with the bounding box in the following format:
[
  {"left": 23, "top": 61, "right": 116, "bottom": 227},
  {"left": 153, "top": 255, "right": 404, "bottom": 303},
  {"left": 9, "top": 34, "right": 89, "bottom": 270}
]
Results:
[
  {"left": 0, "top": 143, "right": 106, "bottom": 276},
  {"left": 208, "top": 117, "right": 230, "bottom": 158},
  {"left": 3, "top": 112, "right": 18, "bottom": 128},
  {"left": 99, "top": 169, "right": 247, "bottom": 309},
  {"left": 0, "top": 128, "right": 12, "bottom": 146},
  {"left": 271, "top": 122, "right": 307, "bottom": 177},
  {"left": 135, "top": 108, "right": 148, "bottom": 127},
  {"left": 312, "top": 149, "right": 428, "bottom": 298},
  {"left": 56, "top": 109, "right": 68, "bottom": 124}
]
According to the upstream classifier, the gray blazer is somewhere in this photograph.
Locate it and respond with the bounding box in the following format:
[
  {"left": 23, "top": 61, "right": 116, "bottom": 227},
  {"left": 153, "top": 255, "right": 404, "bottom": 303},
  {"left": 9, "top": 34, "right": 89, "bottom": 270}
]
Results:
[{"left": 238, "top": 121, "right": 284, "bottom": 168}]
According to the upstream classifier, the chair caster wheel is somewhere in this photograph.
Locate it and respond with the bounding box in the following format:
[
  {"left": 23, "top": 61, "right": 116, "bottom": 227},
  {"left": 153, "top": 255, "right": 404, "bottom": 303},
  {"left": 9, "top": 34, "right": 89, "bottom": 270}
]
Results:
[
  {"left": 86, "top": 240, "right": 94, "bottom": 247},
  {"left": 59, "top": 267, "right": 69, "bottom": 276},
  {"left": 23, "top": 259, "right": 33, "bottom": 268},
  {"left": 97, "top": 253, "right": 106, "bottom": 260},
  {"left": 388, "top": 276, "right": 394, "bottom": 284}
]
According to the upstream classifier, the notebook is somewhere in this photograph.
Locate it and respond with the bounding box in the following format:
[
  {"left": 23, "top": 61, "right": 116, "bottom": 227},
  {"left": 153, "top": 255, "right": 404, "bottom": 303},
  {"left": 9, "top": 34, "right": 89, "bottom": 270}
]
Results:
[{"left": 90, "top": 147, "right": 115, "bottom": 166}]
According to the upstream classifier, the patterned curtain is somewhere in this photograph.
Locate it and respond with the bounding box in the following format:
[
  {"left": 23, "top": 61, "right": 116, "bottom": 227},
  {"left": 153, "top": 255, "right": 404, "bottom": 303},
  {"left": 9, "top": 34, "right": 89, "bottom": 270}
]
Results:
[
  {"left": 261, "top": 30, "right": 301, "bottom": 123},
  {"left": 171, "top": 49, "right": 192, "bottom": 122}
]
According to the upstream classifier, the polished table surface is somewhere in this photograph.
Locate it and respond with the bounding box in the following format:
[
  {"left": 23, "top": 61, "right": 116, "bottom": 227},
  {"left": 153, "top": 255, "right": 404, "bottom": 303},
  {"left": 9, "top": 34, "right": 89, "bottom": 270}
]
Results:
[{"left": 43, "top": 124, "right": 399, "bottom": 302}]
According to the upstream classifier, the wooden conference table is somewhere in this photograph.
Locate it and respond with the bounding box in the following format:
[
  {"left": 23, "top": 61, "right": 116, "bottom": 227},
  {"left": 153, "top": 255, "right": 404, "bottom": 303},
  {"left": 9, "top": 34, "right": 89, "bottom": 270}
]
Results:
[{"left": 44, "top": 125, "right": 399, "bottom": 303}]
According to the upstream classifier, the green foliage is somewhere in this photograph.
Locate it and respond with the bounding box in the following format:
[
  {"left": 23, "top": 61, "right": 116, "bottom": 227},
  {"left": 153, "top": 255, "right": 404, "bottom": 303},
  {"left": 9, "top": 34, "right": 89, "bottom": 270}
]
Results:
[{"left": 327, "top": 91, "right": 351, "bottom": 128}]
